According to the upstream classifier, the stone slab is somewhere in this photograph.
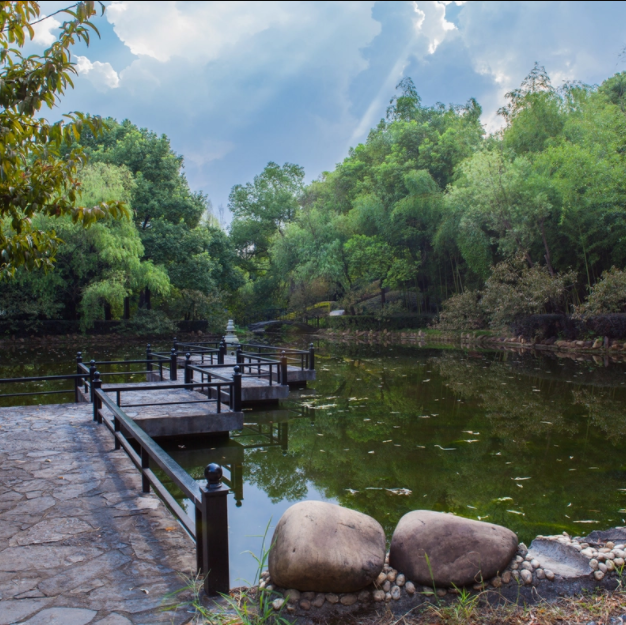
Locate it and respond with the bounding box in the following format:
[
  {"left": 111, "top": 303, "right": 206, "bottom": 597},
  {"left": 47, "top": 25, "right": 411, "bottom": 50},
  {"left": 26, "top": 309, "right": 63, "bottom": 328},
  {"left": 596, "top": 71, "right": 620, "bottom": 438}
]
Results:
[{"left": 0, "top": 402, "right": 197, "bottom": 624}]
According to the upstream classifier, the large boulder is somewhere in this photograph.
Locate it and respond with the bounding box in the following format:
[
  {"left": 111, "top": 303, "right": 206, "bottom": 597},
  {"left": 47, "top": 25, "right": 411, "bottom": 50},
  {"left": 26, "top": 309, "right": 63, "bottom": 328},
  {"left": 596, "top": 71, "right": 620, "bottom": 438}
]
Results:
[
  {"left": 268, "top": 501, "right": 386, "bottom": 593},
  {"left": 390, "top": 510, "right": 518, "bottom": 587}
]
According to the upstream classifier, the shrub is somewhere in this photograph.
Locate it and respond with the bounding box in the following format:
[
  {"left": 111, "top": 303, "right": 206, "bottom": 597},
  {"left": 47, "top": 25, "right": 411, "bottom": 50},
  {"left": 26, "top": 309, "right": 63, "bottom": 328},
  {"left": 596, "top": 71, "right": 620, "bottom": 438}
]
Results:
[
  {"left": 435, "top": 290, "right": 485, "bottom": 330},
  {"left": 121, "top": 309, "right": 177, "bottom": 337},
  {"left": 575, "top": 267, "right": 626, "bottom": 316}
]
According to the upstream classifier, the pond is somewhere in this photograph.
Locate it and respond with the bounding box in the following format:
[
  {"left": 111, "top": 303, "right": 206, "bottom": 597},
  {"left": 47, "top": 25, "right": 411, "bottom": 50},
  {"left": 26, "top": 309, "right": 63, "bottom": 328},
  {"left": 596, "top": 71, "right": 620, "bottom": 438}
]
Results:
[{"left": 2, "top": 339, "right": 626, "bottom": 586}]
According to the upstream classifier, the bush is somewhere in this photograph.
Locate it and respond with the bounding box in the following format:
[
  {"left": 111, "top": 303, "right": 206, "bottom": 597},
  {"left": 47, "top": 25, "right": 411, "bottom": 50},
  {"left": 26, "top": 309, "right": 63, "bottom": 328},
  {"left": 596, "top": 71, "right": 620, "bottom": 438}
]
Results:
[
  {"left": 435, "top": 290, "right": 485, "bottom": 330},
  {"left": 320, "top": 314, "right": 435, "bottom": 331},
  {"left": 575, "top": 267, "right": 626, "bottom": 316},
  {"left": 120, "top": 309, "right": 177, "bottom": 337}
]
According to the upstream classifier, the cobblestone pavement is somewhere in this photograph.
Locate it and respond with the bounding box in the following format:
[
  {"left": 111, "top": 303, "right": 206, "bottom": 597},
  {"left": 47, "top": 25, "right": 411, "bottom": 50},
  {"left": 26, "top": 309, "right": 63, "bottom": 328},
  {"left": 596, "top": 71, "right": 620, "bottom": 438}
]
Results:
[{"left": 0, "top": 403, "right": 197, "bottom": 625}]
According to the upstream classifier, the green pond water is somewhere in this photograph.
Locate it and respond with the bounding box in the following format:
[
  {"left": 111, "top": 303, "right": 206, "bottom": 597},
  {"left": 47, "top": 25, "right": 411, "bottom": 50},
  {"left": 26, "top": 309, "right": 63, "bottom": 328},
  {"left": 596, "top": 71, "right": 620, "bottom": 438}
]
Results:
[{"left": 2, "top": 340, "right": 626, "bottom": 585}]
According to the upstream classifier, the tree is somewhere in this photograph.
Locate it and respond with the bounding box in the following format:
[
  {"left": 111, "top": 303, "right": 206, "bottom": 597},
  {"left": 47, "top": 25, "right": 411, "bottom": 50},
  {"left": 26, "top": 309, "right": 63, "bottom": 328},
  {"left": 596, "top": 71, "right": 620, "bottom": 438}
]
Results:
[{"left": 0, "top": 1, "right": 126, "bottom": 277}]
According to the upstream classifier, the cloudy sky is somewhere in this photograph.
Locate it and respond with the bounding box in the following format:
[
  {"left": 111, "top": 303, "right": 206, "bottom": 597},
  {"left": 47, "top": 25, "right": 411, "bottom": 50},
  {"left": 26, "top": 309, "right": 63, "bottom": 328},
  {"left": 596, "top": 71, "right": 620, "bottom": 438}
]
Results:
[{"left": 36, "top": 1, "right": 626, "bottom": 221}]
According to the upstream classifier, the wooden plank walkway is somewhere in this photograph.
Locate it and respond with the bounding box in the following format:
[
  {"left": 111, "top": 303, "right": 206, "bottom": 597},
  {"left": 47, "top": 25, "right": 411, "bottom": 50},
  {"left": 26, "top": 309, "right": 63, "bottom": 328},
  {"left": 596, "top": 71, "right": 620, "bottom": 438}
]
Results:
[{"left": 0, "top": 402, "right": 198, "bottom": 624}]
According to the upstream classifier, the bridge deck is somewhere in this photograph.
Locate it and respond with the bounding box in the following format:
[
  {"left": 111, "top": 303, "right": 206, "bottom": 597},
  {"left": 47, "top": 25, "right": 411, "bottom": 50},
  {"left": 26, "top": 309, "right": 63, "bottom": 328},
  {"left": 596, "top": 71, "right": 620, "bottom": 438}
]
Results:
[{"left": 0, "top": 402, "right": 197, "bottom": 624}]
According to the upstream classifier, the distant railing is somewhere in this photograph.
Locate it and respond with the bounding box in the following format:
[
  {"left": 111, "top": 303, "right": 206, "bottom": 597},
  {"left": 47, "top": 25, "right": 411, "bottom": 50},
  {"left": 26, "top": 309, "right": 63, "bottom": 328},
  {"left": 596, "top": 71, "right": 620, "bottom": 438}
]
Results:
[
  {"left": 239, "top": 342, "right": 315, "bottom": 371},
  {"left": 93, "top": 374, "right": 230, "bottom": 595},
  {"left": 0, "top": 372, "right": 85, "bottom": 403}
]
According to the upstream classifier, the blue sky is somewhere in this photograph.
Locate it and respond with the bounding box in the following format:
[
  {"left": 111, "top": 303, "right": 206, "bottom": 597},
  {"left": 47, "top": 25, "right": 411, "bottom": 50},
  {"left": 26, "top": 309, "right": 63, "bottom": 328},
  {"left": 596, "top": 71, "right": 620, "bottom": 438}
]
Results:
[{"left": 36, "top": 1, "right": 626, "bottom": 222}]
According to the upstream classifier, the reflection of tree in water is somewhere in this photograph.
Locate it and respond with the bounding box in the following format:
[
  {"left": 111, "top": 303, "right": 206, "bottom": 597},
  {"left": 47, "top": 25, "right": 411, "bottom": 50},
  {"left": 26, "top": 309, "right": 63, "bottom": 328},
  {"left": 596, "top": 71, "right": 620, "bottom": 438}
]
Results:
[
  {"left": 571, "top": 388, "right": 626, "bottom": 444},
  {"left": 433, "top": 353, "right": 581, "bottom": 445}
]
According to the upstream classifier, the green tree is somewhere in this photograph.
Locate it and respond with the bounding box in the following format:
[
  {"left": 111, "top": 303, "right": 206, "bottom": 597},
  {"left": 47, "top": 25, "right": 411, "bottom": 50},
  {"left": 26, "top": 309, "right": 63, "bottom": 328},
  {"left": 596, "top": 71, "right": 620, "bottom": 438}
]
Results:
[{"left": 0, "top": 1, "right": 126, "bottom": 276}]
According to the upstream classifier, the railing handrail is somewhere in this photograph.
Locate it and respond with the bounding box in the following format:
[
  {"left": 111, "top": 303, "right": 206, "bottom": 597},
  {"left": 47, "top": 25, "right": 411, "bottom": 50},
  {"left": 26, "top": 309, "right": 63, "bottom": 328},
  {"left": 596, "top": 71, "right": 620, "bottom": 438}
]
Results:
[
  {"left": 0, "top": 373, "right": 84, "bottom": 384},
  {"left": 238, "top": 343, "right": 309, "bottom": 355},
  {"left": 101, "top": 380, "right": 233, "bottom": 393},
  {"left": 96, "top": 389, "right": 202, "bottom": 504},
  {"left": 78, "top": 357, "right": 168, "bottom": 372}
]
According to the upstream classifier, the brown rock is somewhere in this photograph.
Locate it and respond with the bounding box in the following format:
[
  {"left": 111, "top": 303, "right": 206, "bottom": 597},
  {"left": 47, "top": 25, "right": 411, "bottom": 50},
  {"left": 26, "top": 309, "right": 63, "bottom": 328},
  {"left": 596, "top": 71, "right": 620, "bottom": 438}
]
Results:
[
  {"left": 268, "top": 501, "right": 386, "bottom": 593},
  {"left": 389, "top": 510, "right": 518, "bottom": 587},
  {"left": 340, "top": 593, "right": 357, "bottom": 606},
  {"left": 299, "top": 599, "right": 311, "bottom": 610}
]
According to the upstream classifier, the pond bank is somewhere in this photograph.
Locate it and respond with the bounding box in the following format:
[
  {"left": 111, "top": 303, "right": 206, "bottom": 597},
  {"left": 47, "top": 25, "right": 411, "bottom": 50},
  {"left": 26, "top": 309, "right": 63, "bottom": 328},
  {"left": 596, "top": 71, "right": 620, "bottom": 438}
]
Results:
[{"left": 0, "top": 402, "right": 196, "bottom": 624}]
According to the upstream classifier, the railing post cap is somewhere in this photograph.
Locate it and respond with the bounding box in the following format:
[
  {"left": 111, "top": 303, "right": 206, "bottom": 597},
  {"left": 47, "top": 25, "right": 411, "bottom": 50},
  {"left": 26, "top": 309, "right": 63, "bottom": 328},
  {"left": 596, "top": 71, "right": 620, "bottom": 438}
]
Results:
[
  {"left": 233, "top": 365, "right": 240, "bottom": 375},
  {"left": 310, "top": 343, "right": 314, "bottom": 349},
  {"left": 171, "top": 347, "right": 177, "bottom": 354},
  {"left": 205, "top": 463, "right": 223, "bottom": 490},
  {"left": 186, "top": 352, "right": 191, "bottom": 359},
  {"left": 90, "top": 359, "right": 96, "bottom": 365},
  {"left": 77, "top": 351, "right": 82, "bottom": 357},
  {"left": 147, "top": 343, "right": 151, "bottom": 348}
]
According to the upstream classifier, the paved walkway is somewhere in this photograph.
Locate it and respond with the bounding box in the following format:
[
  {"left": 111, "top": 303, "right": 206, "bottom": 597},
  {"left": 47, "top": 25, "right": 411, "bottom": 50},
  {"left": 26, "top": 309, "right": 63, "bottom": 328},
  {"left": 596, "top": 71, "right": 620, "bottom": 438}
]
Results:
[{"left": 0, "top": 403, "right": 197, "bottom": 625}]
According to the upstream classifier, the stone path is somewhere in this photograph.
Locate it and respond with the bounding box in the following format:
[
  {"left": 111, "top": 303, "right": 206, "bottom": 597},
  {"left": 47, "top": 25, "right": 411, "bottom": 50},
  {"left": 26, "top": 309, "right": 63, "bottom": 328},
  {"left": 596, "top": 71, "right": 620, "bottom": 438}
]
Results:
[{"left": 0, "top": 402, "right": 197, "bottom": 625}]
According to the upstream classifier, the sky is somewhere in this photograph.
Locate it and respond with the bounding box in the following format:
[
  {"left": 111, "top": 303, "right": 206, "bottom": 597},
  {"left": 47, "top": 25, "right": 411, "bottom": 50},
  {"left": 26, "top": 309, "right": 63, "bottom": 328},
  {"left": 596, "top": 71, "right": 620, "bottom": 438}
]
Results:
[{"left": 35, "top": 1, "right": 626, "bottom": 222}]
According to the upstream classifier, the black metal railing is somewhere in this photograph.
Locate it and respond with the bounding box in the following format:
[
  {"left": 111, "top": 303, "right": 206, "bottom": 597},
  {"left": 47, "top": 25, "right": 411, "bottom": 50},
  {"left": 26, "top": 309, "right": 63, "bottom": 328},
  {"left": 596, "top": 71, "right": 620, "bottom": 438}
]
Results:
[
  {"left": 92, "top": 377, "right": 230, "bottom": 595},
  {"left": 0, "top": 373, "right": 85, "bottom": 403},
  {"left": 239, "top": 342, "right": 315, "bottom": 371}
]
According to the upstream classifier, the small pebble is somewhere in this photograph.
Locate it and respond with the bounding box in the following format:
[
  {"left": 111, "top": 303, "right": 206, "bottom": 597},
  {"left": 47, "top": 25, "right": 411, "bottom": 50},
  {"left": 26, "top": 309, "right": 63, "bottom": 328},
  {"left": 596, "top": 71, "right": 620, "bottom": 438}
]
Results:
[
  {"left": 524, "top": 554, "right": 533, "bottom": 562},
  {"left": 594, "top": 570, "right": 605, "bottom": 581},
  {"left": 387, "top": 569, "right": 397, "bottom": 583},
  {"left": 502, "top": 571, "right": 512, "bottom": 584},
  {"left": 615, "top": 557, "right": 625, "bottom": 567},
  {"left": 590, "top": 559, "right": 599, "bottom": 570},
  {"left": 299, "top": 599, "right": 311, "bottom": 611},
  {"left": 391, "top": 585, "right": 401, "bottom": 600},
  {"left": 384, "top": 592, "right": 391, "bottom": 602},
  {"left": 312, "top": 593, "right": 325, "bottom": 608},
  {"left": 599, "top": 563, "right": 608, "bottom": 573},
  {"left": 376, "top": 572, "right": 387, "bottom": 586},
  {"left": 272, "top": 598, "right": 284, "bottom": 611},
  {"left": 512, "top": 571, "right": 520, "bottom": 580},
  {"left": 373, "top": 589, "right": 385, "bottom": 602},
  {"left": 285, "top": 589, "right": 300, "bottom": 604},
  {"left": 448, "top": 588, "right": 460, "bottom": 595},
  {"left": 405, "top": 581, "right": 416, "bottom": 595},
  {"left": 436, "top": 588, "right": 447, "bottom": 597},
  {"left": 301, "top": 591, "right": 316, "bottom": 600},
  {"left": 325, "top": 593, "right": 339, "bottom": 604},
  {"left": 340, "top": 593, "right": 357, "bottom": 606},
  {"left": 491, "top": 576, "right": 502, "bottom": 588},
  {"left": 266, "top": 584, "right": 274, "bottom": 592},
  {"left": 606, "top": 542, "right": 615, "bottom": 549},
  {"left": 357, "top": 590, "right": 370, "bottom": 603},
  {"left": 521, "top": 561, "right": 533, "bottom": 571},
  {"left": 520, "top": 569, "right": 532, "bottom": 585},
  {"left": 258, "top": 581, "right": 266, "bottom": 590},
  {"left": 530, "top": 559, "right": 540, "bottom": 569},
  {"left": 382, "top": 580, "right": 391, "bottom": 592},
  {"left": 396, "top": 573, "right": 405, "bottom": 587},
  {"left": 511, "top": 563, "right": 519, "bottom": 571},
  {"left": 473, "top": 583, "right": 485, "bottom": 591},
  {"left": 545, "top": 570, "right": 555, "bottom": 581},
  {"left": 536, "top": 569, "right": 545, "bottom": 580}
]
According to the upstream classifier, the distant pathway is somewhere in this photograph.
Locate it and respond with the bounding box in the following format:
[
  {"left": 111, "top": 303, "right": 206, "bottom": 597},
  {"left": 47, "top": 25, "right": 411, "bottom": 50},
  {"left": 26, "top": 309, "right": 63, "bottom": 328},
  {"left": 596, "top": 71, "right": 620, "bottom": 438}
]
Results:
[{"left": 0, "top": 403, "right": 196, "bottom": 625}]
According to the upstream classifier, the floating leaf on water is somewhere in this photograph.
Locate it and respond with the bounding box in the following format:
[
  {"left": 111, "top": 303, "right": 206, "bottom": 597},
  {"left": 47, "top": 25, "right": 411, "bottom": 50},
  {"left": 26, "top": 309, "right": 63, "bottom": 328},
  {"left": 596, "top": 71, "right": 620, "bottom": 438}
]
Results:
[
  {"left": 393, "top": 426, "right": 401, "bottom": 428},
  {"left": 416, "top": 445, "right": 426, "bottom": 449},
  {"left": 368, "top": 451, "right": 375, "bottom": 454},
  {"left": 391, "top": 411, "right": 400, "bottom": 414},
  {"left": 541, "top": 421, "right": 553, "bottom": 424},
  {"left": 314, "top": 404, "right": 337, "bottom": 410},
  {"left": 467, "top": 505, "right": 477, "bottom": 509},
  {"left": 422, "top": 379, "right": 430, "bottom": 382},
  {"left": 462, "top": 439, "right": 480, "bottom": 443},
  {"left": 619, "top": 510, "right": 626, "bottom": 514},
  {"left": 516, "top": 484, "right": 524, "bottom": 488},
  {"left": 477, "top": 515, "right": 490, "bottom": 521},
  {"left": 589, "top": 467, "right": 599, "bottom": 470},
  {"left": 365, "top": 487, "right": 383, "bottom": 490},
  {"left": 494, "top": 497, "right": 513, "bottom": 502},
  {"left": 434, "top": 445, "right": 456, "bottom": 451},
  {"left": 317, "top": 433, "right": 324, "bottom": 436},
  {"left": 419, "top": 416, "right": 430, "bottom": 419},
  {"left": 513, "top": 477, "right": 531, "bottom": 481},
  {"left": 386, "top": 488, "right": 412, "bottom": 496},
  {"left": 507, "top": 510, "right": 525, "bottom": 515},
  {"left": 382, "top": 440, "right": 392, "bottom": 443},
  {"left": 573, "top": 520, "right": 600, "bottom": 524},
  {"left": 363, "top": 418, "right": 371, "bottom": 422},
  {"left": 394, "top": 444, "right": 401, "bottom": 447},
  {"left": 345, "top": 489, "right": 359, "bottom": 494}
]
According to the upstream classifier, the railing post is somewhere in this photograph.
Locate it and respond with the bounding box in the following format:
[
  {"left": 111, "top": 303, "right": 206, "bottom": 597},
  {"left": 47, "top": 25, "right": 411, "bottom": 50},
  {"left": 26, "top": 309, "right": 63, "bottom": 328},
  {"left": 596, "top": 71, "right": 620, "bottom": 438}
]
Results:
[
  {"left": 198, "top": 463, "right": 230, "bottom": 596},
  {"left": 173, "top": 336, "right": 178, "bottom": 352},
  {"left": 146, "top": 344, "right": 153, "bottom": 372},
  {"left": 233, "top": 366, "right": 242, "bottom": 412},
  {"left": 75, "top": 352, "right": 82, "bottom": 403},
  {"left": 185, "top": 353, "right": 192, "bottom": 385},
  {"left": 236, "top": 345, "right": 242, "bottom": 365},
  {"left": 280, "top": 351, "right": 288, "bottom": 386},
  {"left": 170, "top": 348, "right": 178, "bottom": 381},
  {"left": 309, "top": 343, "right": 315, "bottom": 370},
  {"left": 89, "top": 360, "right": 97, "bottom": 402},
  {"left": 141, "top": 447, "right": 150, "bottom": 493},
  {"left": 218, "top": 340, "right": 225, "bottom": 365},
  {"left": 92, "top": 372, "right": 102, "bottom": 423}
]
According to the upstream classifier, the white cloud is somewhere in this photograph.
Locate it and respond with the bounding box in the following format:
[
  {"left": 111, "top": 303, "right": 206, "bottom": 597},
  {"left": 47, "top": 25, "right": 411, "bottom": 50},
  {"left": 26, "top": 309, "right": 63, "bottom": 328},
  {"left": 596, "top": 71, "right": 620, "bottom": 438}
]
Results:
[
  {"left": 32, "top": 15, "right": 61, "bottom": 46},
  {"left": 75, "top": 56, "right": 120, "bottom": 92}
]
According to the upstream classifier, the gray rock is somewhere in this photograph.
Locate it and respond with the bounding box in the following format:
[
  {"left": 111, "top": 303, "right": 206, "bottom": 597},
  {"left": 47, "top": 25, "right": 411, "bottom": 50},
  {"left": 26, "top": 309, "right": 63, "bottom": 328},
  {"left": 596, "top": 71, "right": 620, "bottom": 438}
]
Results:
[
  {"left": 0, "top": 599, "right": 52, "bottom": 625},
  {"left": 396, "top": 573, "right": 406, "bottom": 587},
  {"left": 325, "top": 593, "right": 339, "bottom": 604},
  {"left": 389, "top": 510, "right": 518, "bottom": 587},
  {"left": 340, "top": 593, "right": 357, "bottom": 606},
  {"left": 94, "top": 616, "right": 133, "bottom": 625},
  {"left": 272, "top": 598, "right": 284, "bottom": 611},
  {"left": 501, "top": 571, "right": 512, "bottom": 584},
  {"left": 405, "top": 581, "right": 416, "bottom": 594},
  {"left": 373, "top": 589, "right": 385, "bottom": 602},
  {"left": 357, "top": 590, "right": 370, "bottom": 602},
  {"left": 312, "top": 593, "right": 325, "bottom": 608},
  {"left": 268, "top": 501, "right": 385, "bottom": 592},
  {"left": 299, "top": 599, "right": 311, "bottom": 610},
  {"left": 527, "top": 538, "right": 593, "bottom": 580},
  {"left": 391, "top": 585, "right": 401, "bottom": 600},
  {"left": 520, "top": 569, "right": 532, "bottom": 585},
  {"left": 382, "top": 580, "right": 391, "bottom": 592}
]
